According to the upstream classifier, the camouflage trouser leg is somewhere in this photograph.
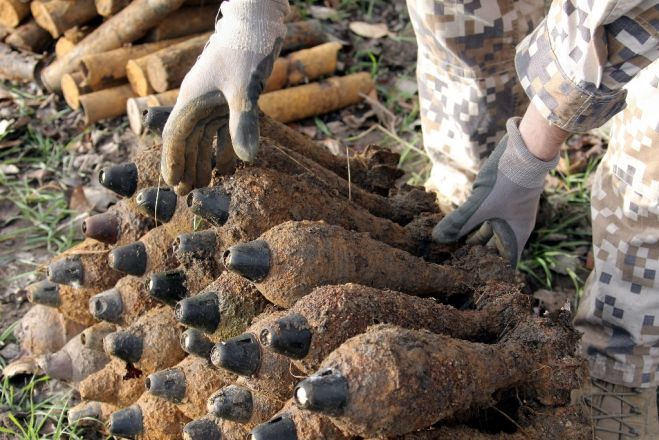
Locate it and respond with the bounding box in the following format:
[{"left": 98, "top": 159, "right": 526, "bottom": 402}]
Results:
[
  {"left": 406, "top": 0, "right": 545, "bottom": 208},
  {"left": 574, "top": 60, "right": 659, "bottom": 388}
]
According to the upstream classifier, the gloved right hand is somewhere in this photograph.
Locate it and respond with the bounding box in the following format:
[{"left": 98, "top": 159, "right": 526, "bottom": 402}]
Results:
[
  {"left": 161, "top": 0, "right": 290, "bottom": 195},
  {"left": 432, "top": 118, "right": 559, "bottom": 266}
]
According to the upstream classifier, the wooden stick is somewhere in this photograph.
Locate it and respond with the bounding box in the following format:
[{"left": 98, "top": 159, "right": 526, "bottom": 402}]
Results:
[
  {"left": 0, "top": 42, "right": 40, "bottom": 82},
  {"left": 282, "top": 20, "right": 326, "bottom": 52},
  {"left": 5, "top": 19, "right": 52, "bottom": 53},
  {"left": 94, "top": 0, "right": 130, "bottom": 17},
  {"left": 80, "top": 36, "right": 188, "bottom": 88},
  {"left": 259, "top": 73, "right": 375, "bottom": 123},
  {"left": 31, "top": 0, "right": 98, "bottom": 38},
  {"left": 79, "top": 84, "right": 136, "bottom": 125},
  {"left": 144, "top": 33, "right": 209, "bottom": 93},
  {"left": 143, "top": 20, "right": 326, "bottom": 94},
  {"left": 60, "top": 72, "right": 119, "bottom": 110},
  {"left": 40, "top": 0, "right": 187, "bottom": 92},
  {"left": 264, "top": 42, "right": 341, "bottom": 93},
  {"left": 0, "top": 0, "right": 30, "bottom": 28},
  {"left": 55, "top": 26, "right": 94, "bottom": 58},
  {"left": 144, "top": 5, "right": 216, "bottom": 42},
  {"left": 127, "top": 89, "right": 179, "bottom": 134},
  {"left": 126, "top": 57, "right": 153, "bottom": 97}
]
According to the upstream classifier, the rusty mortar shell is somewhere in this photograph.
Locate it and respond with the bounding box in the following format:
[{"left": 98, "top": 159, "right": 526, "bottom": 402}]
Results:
[
  {"left": 102, "top": 307, "right": 185, "bottom": 374},
  {"left": 146, "top": 356, "right": 236, "bottom": 419},
  {"left": 17, "top": 305, "right": 86, "bottom": 356},
  {"left": 149, "top": 270, "right": 187, "bottom": 306},
  {"left": 186, "top": 186, "right": 231, "bottom": 227},
  {"left": 90, "top": 275, "right": 160, "bottom": 325},
  {"left": 223, "top": 239, "right": 271, "bottom": 283},
  {"left": 207, "top": 381, "right": 282, "bottom": 428},
  {"left": 68, "top": 401, "right": 118, "bottom": 427},
  {"left": 27, "top": 280, "right": 60, "bottom": 307},
  {"left": 82, "top": 199, "right": 156, "bottom": 246},
  {"left": 38, "top": 335, "right": 109, "bottom": 383},
  {"left": 260, "top": 283, "right": 529, "bottom": 374},
  {"left": 80, "top": 322, "right": 117, "bottom": 352},
  {"left": 210, "top": 333, "right": 260, "bottom": 377},
  {"left": 211, "top": 312, "right": 303, "bottom": 401},
  {"left": 108, "top": 392, "right": 190, "bottom": 440},
  {"left": 175, "top": 271, "right": 269, "bottom": 341},
  {"left": 26, "top": 280, "right": 96, "bottom": 327},
  {"left": 295, "top": 321, "right": 580, "bottom": 438},
  {"left": 206, "top": 167, "right": 452, "bottom": 261},
  {"left": 180, "top": 328, "right": 214, "bottom": 359},
  {"left": 252, "top": 400, "right": 349, "bottom": 440},
  {"left": 182, "top": 417, "right": 222, "bottom": 440},
  {"left": 224, "top": 221, "right": 470, "bottom": 308},
  {"left": 99, "top": 162, "right": 138, "bottom": 198},
  {"left": 46, "top": 238, "right": 122, "bottom": 291},
  {"left": 47, "top": 256, "right": 84, "bottom": 286},
  {"left": 77, "top": 358, "right": 145, "bottom": 407},
  {"left": 135, "top": 186, "right": 178, "bottom": 223},
  {"left": 259, "top": 314, "right": 311, "bottom": 360},
  {"left": 82, "top": 212, "right": 121, "bottom": 245},
  {"left": 142, "top": 106, "right": 171, "bottom": 135}
]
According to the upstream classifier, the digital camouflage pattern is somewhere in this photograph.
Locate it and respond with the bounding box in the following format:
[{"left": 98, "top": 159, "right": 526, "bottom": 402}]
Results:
[
  {"left": 408, "top": 0, "right": 659, "bottom": 387},
  {"left": 407, "top": 0, "right": 544, "bottom": 207},
  {"left": 574, "top": 61, "right": 659, "bottom": 388}
]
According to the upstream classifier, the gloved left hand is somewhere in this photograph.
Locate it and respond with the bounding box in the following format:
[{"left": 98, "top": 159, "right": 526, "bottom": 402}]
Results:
[{"left": 161, "top": 0, "right": 290, "bottom": 195}]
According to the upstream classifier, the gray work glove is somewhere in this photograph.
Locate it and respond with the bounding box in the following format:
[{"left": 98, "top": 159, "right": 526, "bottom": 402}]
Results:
[
  {"left": 161, "top": 0, "right": 290, "bottom": 195},
  {"left": 433, "top": 118, "right": 559, "bottom": 266}
]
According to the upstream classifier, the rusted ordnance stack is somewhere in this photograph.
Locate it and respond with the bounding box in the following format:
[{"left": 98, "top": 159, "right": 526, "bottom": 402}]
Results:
[{"left": 12, "top": 115, "right": 590, "bottom": 440}]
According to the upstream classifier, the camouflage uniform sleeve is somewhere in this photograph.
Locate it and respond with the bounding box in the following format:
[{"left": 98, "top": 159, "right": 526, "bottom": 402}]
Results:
[{"left": 515, "top": 0, "right": 659, "bottom": 133}]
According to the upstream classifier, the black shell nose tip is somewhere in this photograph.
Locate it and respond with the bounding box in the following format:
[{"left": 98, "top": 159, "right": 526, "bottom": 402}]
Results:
[
  {"left": 99, "top": 162, "right": 138, "bottom": 198},
  {"left": 223, "top": 240, "right": 271, "bottom": 282},
  {"left": 251, "top": 416, "right": 298, "bottom": 440},
  {"left": 294, "top": 368, "right": 348, "bottom": 416},
  {"left": 210, "top": 333, "right": 261, "bottom": 376}
]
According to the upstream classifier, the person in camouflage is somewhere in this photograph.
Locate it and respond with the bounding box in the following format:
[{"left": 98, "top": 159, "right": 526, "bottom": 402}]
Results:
[
  {"left": 418, "top": 1, "right": 659, "bottom": 438},
  {"left": 160, "top": 0, "right": 659, "bottom": 438}
]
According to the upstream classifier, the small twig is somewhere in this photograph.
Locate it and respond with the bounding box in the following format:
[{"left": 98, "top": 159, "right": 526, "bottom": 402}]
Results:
[
  {"left": 344, "top": 124, "right": 378, "bottom": 142},
  {"left": 155, "top": 174, "right": 162, "bottom": 225},
  {"left": 346, "top": 145, "right": 352, "bottom": 202},
  {"left": 289, "top": 362, "right": 307, "bottom": 379},
  {"left": 374, "top": 124, "right": 427, "bottom": 156}
]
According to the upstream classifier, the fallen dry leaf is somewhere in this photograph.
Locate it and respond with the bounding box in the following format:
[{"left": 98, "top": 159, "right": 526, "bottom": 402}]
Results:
[
  {"left": 0, "top": 164, "right": 19, "bottom": 174},
  {"left": 69, "top": 185, "right": 92, "bottom": 213},
  {"left": 349, "top": 21, "right": 390, "bottom": 39},
  {"left": 309, "top": 5, "right": 339, "bottom": 20}
]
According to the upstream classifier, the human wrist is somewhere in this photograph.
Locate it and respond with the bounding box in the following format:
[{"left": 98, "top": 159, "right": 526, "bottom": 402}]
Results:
[
  {"left": 519, "top": 103, "right": 568, "bottom": 161},
  {"left": 498, "top": 117, "right": 560, "bottom": 189}
]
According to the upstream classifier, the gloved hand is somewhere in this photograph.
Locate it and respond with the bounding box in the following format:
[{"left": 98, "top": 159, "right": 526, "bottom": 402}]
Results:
[
  {"left": 161, "top": 0, "right": 290, "bottom": 195},
  {"left": 432, "top": 118, "right": 559, "bottom": 266}
]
